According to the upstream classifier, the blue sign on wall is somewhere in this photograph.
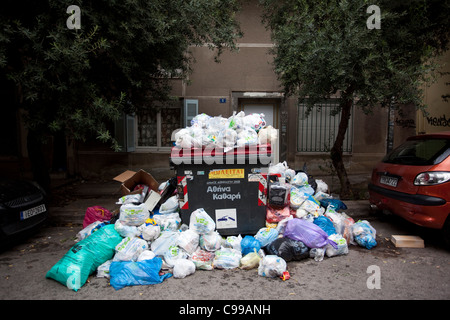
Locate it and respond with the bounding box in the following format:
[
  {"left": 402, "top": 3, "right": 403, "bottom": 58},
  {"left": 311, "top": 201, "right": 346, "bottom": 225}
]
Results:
[{"left": 219, "top": 98, "right": 226, "bottom": 103}]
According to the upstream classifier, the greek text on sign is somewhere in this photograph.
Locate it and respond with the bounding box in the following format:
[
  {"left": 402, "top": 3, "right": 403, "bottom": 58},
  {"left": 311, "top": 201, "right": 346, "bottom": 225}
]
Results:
[{"left": 209, "top": 169, "right": 244, "bottom": 179}]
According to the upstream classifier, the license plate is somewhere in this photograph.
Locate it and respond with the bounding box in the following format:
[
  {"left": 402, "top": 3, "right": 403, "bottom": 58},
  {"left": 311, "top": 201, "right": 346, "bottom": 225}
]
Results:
[
  {"left": 380, "top": 175, "right": 398, "bottom": 187},
  {"left": 20, "top": 204, "right": 46, "bottom": 220}
]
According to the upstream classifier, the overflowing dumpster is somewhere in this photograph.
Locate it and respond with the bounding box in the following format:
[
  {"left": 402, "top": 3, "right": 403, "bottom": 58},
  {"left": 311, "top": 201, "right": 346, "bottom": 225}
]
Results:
[{"left": 170, "top": 144, "right": 273, "bottom": 236}]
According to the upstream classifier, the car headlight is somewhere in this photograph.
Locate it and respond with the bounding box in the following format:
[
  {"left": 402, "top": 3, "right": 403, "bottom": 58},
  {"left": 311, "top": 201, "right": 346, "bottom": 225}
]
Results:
[{"left": 414, "top": 171, "right": 450, "bottom": 186}]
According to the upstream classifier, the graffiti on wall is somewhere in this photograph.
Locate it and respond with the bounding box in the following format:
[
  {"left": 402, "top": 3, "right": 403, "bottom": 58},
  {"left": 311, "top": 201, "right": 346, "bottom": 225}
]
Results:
[
  {"left": 395, "top": 117, "right": 416, "bottom": 129},
  {"left": 426, "top": 114, "right": 450, "bottom": 127}
]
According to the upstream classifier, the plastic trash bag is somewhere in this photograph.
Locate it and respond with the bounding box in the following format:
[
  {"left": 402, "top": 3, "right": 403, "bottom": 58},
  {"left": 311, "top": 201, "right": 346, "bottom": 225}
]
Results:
[
  {"left": 295, "top": 184, "right": 315, "bottom": 196},
  {"left": 199, "top": 231, "right": 223, "bottom": 252},
  {"left": 173, "top": 259, "right": 196, "bottom": 279},
  {"left": 76, "top": 221, "right": 106, "bottom": 241},
  {"left": 315, "top": 179, "right": 329, "bottom": 194},
  {"left": 254, "top": 227, "right": 279, "bottom": 247},
  {"left": 83, "top": 206, "right": 112, "bottom": 229},
  {"left": 176, "top": 229, "right": 200, "bottom": 255},
  {"left": 151, "top": 231, "right": 180, "bottom": 256},
  {"left": 268, "top": 161, "right": 289, "bottom": 176},
  {"left": 163, "top": 245, "right": 188, "bottom": 268},
  {"left": 309, "top": 248, "right": 325, "bottom": 262},
  {"left": 268, "top": 184, "right": 289, "bottom": 207},
  {"left": 109, "top": 257, "right": 172, "bottom": 290},
  {"left": 236, "top": 127, "right": 258, "bottom": 147},
  {"left": 264, "top": 237, "right": 309, "bottom": 262},
  {"left": 351, "top": 220, "right": 377, "bottom": 249},
  {"left": 114, "top": 236, "right": 149, "bottom": 262},
  {"left": 46, "top": 224, "right": 123, "bottom": 291},
  {"left": 191, "top": 113, "right": 211, "bottom": 128},
  {"left": 320, "top": 199, "right": 348, "bottom": 211},
  {"left": 119, "top": 203, "right": 150, "bottom": 226},
  {"left": 114, "top": 220, "right": 140, "bottom": 238},
  {"left": 223, "top": 235, "right": 242, "bottom": 251},
  {"left": 240, "top": 235, "right": 261, "bottom": 256},
  {"left": 242, "top": 113, "right": 266, "bottom": 131},
  {"left": 284, "top": 218, "right": 338, "bottom": 249},
  {"left": 326, "top": 234, "right": 349, "bottom": 257},
  {"left": 266, "top": 205, "right": 291, "bottom": 223},
  {"left": 292, "top": 172, "right": 309, "bottom": 186},
  {"left": 226, "top": 111, "right": 245, "bottom": 130},
  {"left": 217, "top": 128, "right": 237, "bottom": 151},
  {"left": 240, "top": 250, "right": 262, "bottom": 270},
  {"left": 138, "top": 220, "right": 161, "bottom": 242},
  {"left": 213, "top": 247, "right": 242, "bottom": 269},
  {"left": 298, "top": 194, "right": 324, "bottom": 217},
  {"left": 276, "top": 216, "right": 294, "bottom": 235},
  {"left": 189, "top": 208, "right": 215, "bottom": 235},
  {"left": 137, "top": 250, "right": 156, "bottom": 261},
  {"left": 96, "top": 259, "right": 112, "bottom": 278},
  {"left": 258, "top": 255, "right": 287, "bottom": 278},
  {"left": 313, "top": 216, "right": 337, "bottom": 236},
  {"left": 258, "top": 125, "right": 278, "bottom": 145},
  {"left": 116, "top": 194, "right": 142, "bottom": 205},
  {"left": 324, "top": 207, "right": 355, "bottom": 243},
  {"left": 190, "top": 249, "right": 215, "bottom": 270},
  {"left": 159, "top": 195, "right": 179, "bottom": 214},
  {"left": 153, "top": 212, "right": 181, "bottom": 232}
]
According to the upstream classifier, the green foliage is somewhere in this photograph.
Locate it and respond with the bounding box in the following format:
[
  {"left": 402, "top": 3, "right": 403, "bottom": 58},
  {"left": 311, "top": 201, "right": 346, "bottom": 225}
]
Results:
[
  {"left": 0, "top": 0, "right": 242, "bottom": 150},
  {"left": 260, "top": 0, "right": 450, "bottom": 114}
]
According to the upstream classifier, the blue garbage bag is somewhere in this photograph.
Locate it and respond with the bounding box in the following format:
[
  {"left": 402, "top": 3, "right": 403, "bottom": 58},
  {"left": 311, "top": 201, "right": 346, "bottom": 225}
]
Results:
[
  {"left": 352, "top": 220, "right": 377, "bottom": 249},
  {"left": 240, "top": 235, "right": 261, "bottom": 256},
  {"left": 313, "top": 216, "right": 337, "bottom": 236},
  {"left": 109, "top": 257, "right": 172, "bottom": 290},
  {"left": 319, "top": 199, "right": 347, "bottom": 211},
  {"left": 254, "top": 227, "right": 279, "bottom": 247}
]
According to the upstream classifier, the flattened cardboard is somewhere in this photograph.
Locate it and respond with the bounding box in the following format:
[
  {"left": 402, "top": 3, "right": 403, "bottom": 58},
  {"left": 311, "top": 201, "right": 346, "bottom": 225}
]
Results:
[
  {"left": 391, "top": 235, "right": 424, "bottom": 248},
  {"left": 113, "top": 169, "right": 160, "bottom": 196},
  {"left": 144, "top": 190, "right": 162, "bottom": 212}
]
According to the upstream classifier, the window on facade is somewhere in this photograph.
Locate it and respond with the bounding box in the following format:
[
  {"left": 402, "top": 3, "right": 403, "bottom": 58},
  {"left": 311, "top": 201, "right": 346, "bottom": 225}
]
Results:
[
  {"left": 115, "top": 99, "right": 199, "bottom": 151},
  {"left": 137, "top": 107, "right": 182, "bottom": 148},
  {"left": 297, "top": 100, "right": 353, "bottom": 153}
]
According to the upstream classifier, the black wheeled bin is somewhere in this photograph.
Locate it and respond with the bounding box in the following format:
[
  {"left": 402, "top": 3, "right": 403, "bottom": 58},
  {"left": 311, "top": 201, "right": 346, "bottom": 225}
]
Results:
[{"left": 170, "top": 144, "right": 272, "bottom": 236}]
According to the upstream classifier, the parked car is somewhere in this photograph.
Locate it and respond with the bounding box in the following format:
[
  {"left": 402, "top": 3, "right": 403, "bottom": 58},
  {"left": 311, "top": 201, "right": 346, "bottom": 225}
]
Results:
[
  {"left": 0, "top": 178, "right": 48, "bottom": 250},
  {"left": 368, "top": 131, "right": 450, "bottom": 246}
]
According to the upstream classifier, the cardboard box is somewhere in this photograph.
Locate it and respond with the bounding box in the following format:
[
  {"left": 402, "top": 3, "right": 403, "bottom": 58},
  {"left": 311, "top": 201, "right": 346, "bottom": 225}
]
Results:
[
  {"left": 144, "top": 189, "right": 162, "bottom": 212},
  {"left": 391, "top": 235, "right": 425, "bottom": 248},
  {"left": 113, "top": 169, "right": 160, "bottom": 196}
]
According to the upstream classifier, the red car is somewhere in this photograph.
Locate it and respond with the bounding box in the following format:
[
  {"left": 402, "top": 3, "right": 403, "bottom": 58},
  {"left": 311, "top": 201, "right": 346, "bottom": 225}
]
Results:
[{"left": 368, "top": 131, "right": 450, "bottom": 246}]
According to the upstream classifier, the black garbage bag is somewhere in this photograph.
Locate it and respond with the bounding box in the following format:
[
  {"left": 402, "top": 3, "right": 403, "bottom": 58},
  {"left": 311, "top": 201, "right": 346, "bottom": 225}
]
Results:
[{"left": 265, "top": 237, "right": 309, "bottom": 262}]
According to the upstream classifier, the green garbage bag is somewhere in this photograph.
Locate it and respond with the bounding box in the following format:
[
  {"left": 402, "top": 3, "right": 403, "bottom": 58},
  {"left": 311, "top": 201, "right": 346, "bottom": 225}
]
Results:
[{"left": 46, "top": 224, "right": 123, "bottom": 291}]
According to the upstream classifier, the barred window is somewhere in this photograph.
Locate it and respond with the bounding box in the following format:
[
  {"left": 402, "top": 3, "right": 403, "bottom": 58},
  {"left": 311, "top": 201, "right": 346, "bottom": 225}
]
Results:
[
  {"left": 297, "top": 100, "right": 353, "bottom": 153},
  {"left": 137, "top": 107, "right": 182, "bottom": 148}
]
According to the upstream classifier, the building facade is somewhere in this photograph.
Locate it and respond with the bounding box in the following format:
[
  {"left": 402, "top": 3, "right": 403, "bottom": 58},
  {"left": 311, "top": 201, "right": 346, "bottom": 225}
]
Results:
[{"left": 2, "top": 0, "right": 449, "bottom": 185}]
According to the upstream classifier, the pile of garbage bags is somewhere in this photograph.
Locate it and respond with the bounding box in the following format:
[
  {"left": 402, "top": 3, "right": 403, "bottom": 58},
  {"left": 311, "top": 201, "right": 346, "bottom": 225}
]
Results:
[
  {"left": 173, "top": 111, "right": 277, "bottom": 151},
  {"left": 46, "top": 161, "right": 377, "bottom": 292}
]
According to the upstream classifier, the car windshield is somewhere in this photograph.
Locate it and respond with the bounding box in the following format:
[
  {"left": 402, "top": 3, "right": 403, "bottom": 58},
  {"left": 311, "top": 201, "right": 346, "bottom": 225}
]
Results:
[{"left": 382, "top": 138, "right": 450, "bottom": 165}]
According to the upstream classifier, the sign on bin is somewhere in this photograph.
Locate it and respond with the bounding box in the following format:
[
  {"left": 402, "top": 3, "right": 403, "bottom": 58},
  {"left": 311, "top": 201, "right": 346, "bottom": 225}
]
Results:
[{"left": 215, "top": 209, "right": 237, "bottom": 229}]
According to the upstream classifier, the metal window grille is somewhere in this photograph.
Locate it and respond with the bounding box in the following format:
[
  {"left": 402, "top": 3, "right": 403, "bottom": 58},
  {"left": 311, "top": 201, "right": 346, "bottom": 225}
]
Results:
[{"left": 297, "top": 100, "right": 353, "bottom": 153}]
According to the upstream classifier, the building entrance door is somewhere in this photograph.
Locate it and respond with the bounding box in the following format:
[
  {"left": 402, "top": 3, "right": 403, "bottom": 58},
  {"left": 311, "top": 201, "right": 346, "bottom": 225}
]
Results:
[{"left": 238, "top": 99, "right": 280, "bottom": 162}]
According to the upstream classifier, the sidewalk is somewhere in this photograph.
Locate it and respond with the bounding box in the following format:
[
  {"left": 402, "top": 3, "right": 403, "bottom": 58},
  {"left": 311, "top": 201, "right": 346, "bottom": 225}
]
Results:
[{"left": 47, "top": 176, "right": 373, "bottom": 227}]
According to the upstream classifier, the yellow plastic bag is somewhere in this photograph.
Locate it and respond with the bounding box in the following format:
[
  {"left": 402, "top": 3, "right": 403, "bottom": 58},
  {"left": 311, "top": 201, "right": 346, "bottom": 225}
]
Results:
[{"left": 239, "top": 250, "right": 261, "bottom": 270}]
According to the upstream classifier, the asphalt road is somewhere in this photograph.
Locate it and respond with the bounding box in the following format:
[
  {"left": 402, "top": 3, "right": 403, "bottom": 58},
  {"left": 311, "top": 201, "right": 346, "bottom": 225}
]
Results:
[{"left": 1, "top": 210, "right": 449, "bottom": 304}]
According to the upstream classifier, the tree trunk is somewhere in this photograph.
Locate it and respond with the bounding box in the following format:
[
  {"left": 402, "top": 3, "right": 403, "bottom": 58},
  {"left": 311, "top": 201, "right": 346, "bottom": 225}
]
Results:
[{"left": 330, "top": 89, "right": 354, "bottom": 199}]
